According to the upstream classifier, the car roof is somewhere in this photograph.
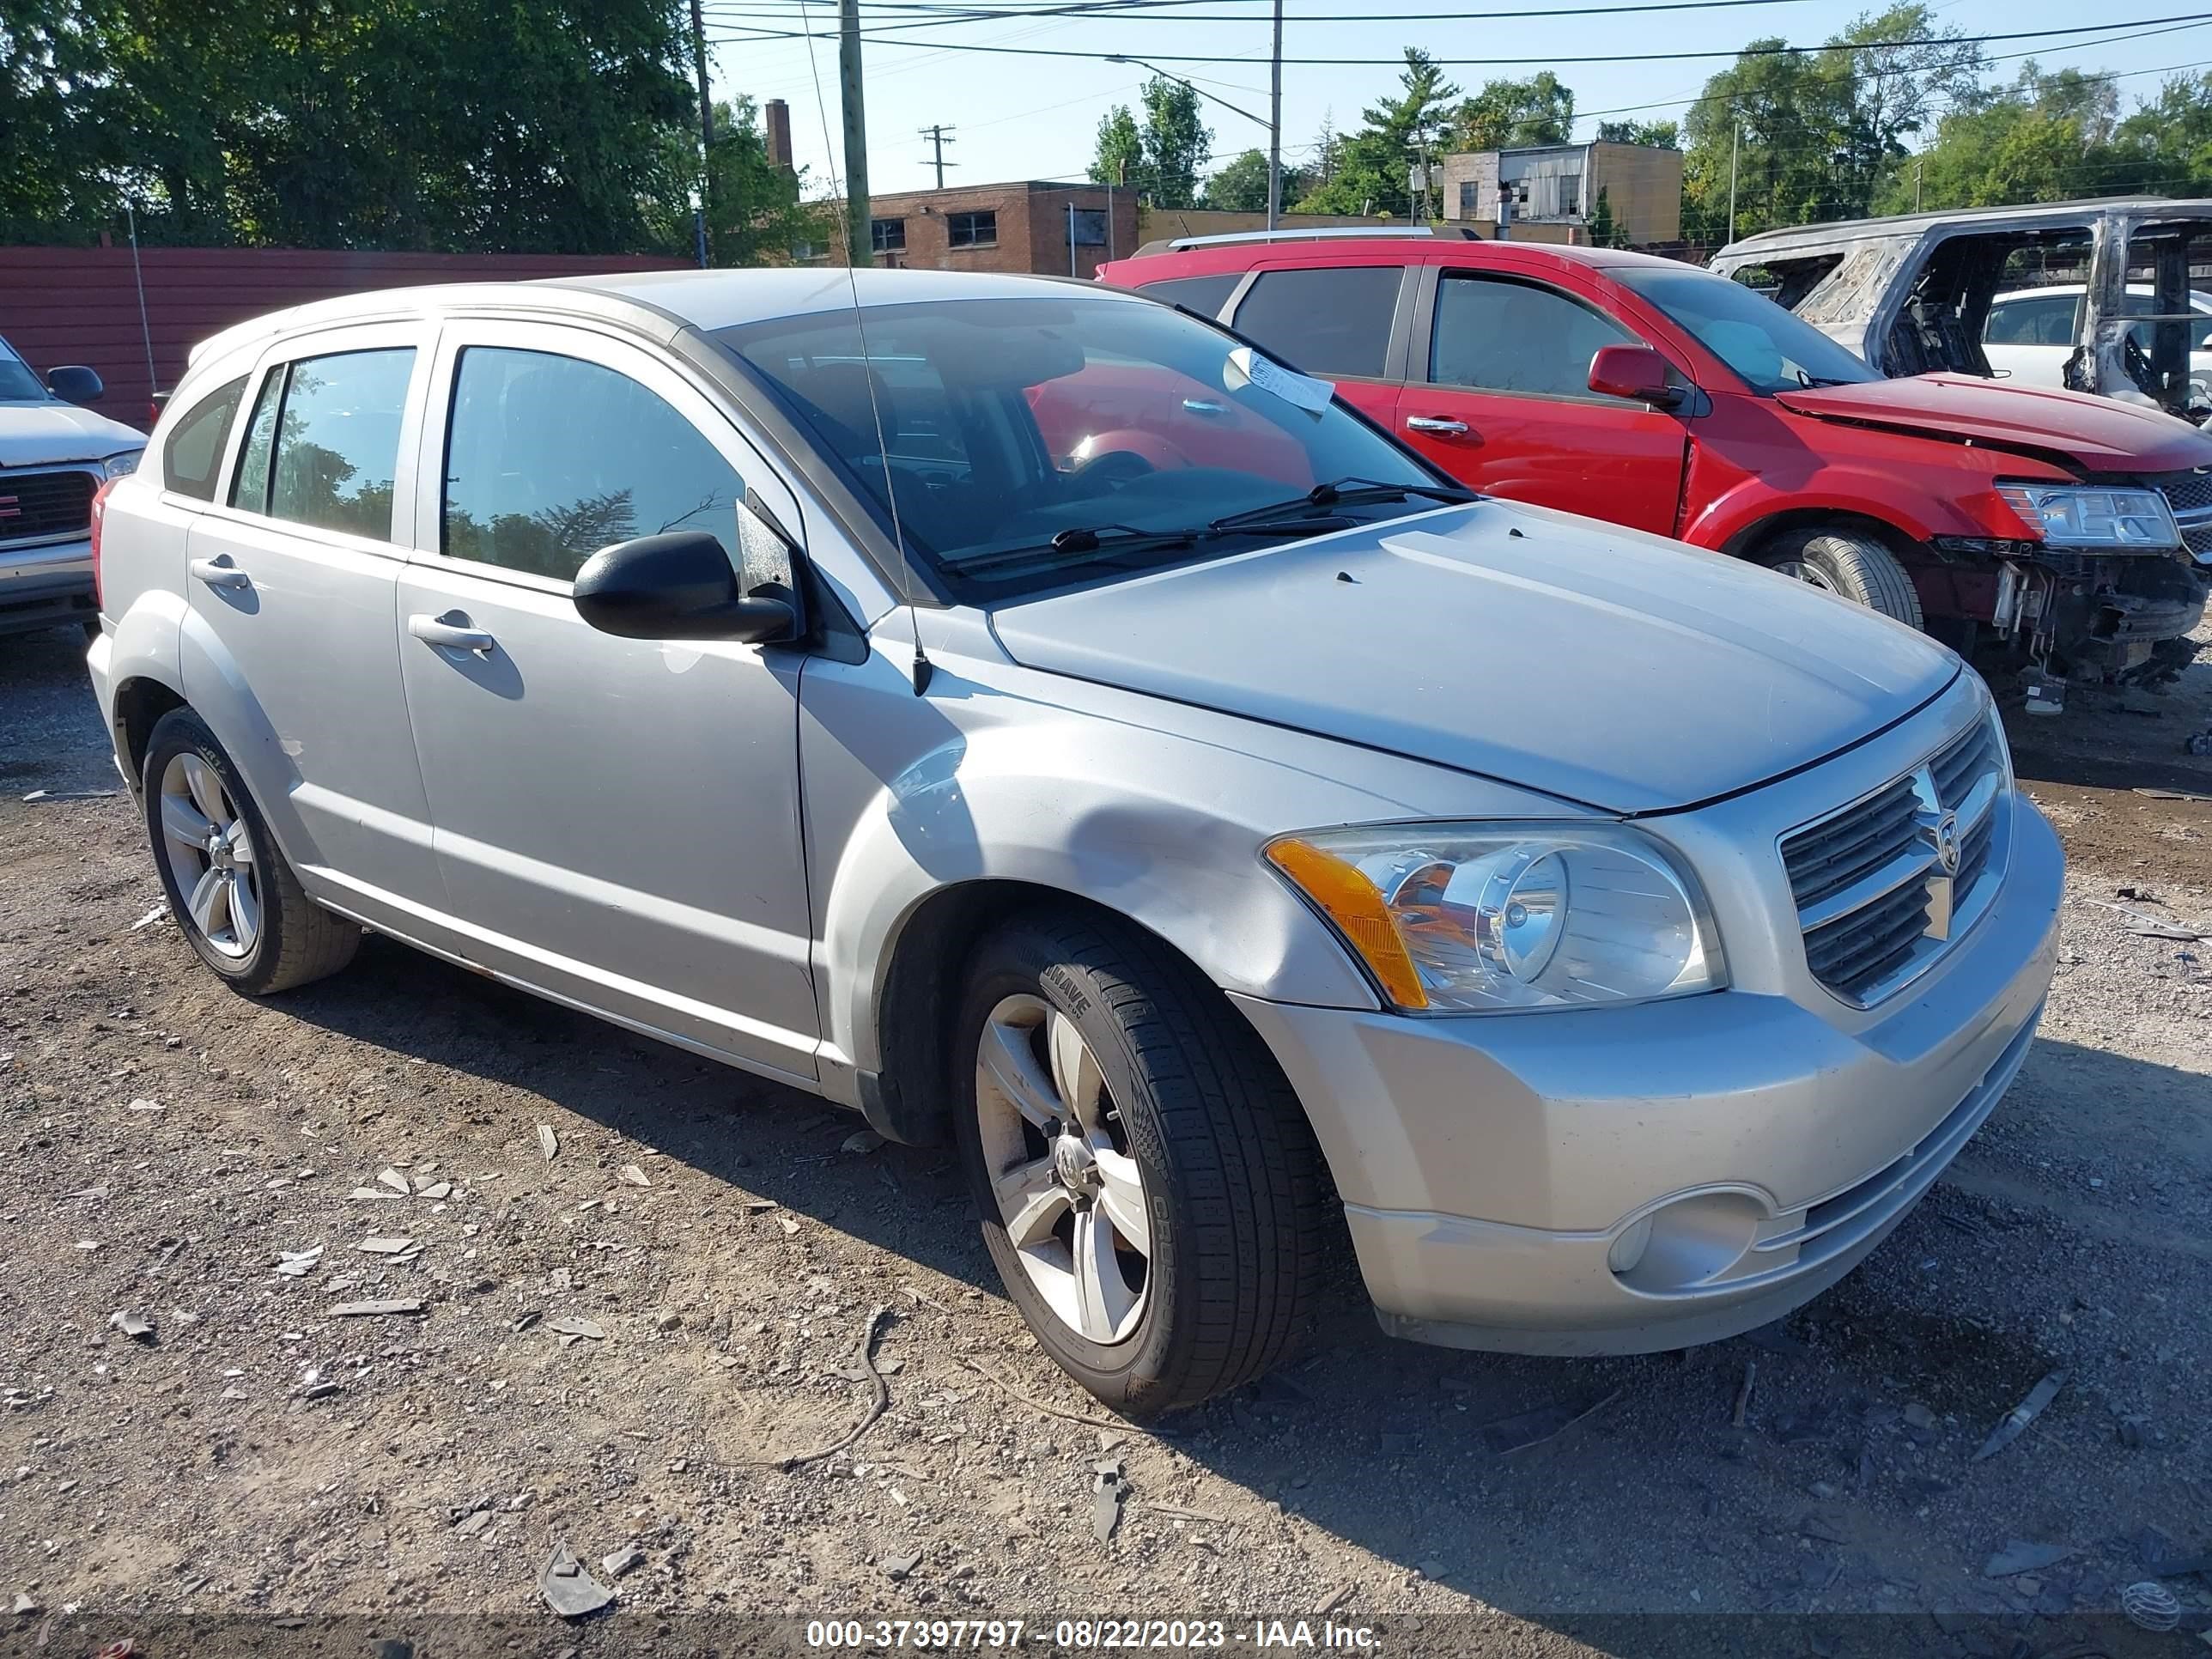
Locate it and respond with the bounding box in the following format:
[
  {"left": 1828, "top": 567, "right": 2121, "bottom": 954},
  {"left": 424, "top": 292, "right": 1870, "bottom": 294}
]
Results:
[
  {"left": 1103, "top": 237, "right": 1687, "bottom": 281},
  {"left": 184, "top": 268, "right": 1139, "bottom": 371},
  {"left": 1718, "top": 197, "right": 2212, "bottom": 259}
]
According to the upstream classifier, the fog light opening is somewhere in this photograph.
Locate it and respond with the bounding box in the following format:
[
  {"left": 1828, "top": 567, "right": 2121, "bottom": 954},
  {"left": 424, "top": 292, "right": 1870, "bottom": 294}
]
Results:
[
  {"left": 1610, "top": 1190, "right": 1765, "bottom": 1295},
  {"left": 1606, "top": 1213, "right": 1654, "bottom": 1275}
]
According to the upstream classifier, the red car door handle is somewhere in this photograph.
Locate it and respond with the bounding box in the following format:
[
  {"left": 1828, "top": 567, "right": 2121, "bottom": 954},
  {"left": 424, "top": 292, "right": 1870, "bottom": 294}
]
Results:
[{"left": 1406, "top": 415, "right": 1472, "bottom": 436}]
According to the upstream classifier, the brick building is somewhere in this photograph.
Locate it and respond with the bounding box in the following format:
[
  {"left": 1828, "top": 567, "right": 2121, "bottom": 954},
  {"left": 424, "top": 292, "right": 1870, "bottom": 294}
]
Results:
[
  {"left": 1437, "top": 141, "right": 1683, "bottom": 246},
  {"left": 821, "top": 181, "right": 1142, "bottom": 278}
]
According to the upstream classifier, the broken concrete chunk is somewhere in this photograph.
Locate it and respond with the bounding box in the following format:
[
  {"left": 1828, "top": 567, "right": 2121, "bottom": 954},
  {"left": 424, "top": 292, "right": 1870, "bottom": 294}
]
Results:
[
  {"left": 1091, "top": 1470, "right": 1126, "bottom": 1544},
  {"left": 109, "top": 1310, "right": 155, "bottom": 1343},
  {"left": 884, "top": 1552, "right": 921, "bottom": 1581},
  {"left": 538, "top": 1125, "right": 559, "bottom": 1163},
  {"left": 617, "top": 1164, "right": 651, "bottom": 1188},
  {"left": 549, "top": 1316, "right": 605, "bottom": 1340},
  {"left": 377, "top": 1168, "right": 411, "bottom": 1195},
  {"left": 601, "top": 1547, "right": 645, "bottom": 1579},
  {"left": 538, "top": 1543, "right": 615, "bottom": 1619},
  {"left": 330, "top": 1298, "right": 426, "bottom": 1318},
  {"left": 355, "top": 1237, "right": 415, "bottom": 1255}
]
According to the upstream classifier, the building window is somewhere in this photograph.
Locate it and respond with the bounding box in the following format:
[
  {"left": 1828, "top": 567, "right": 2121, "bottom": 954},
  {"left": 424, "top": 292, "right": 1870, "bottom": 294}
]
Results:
[
  {"left": 947, "top": 210, "right": 997, "bottom": 249},
  {"left": 1068, "top": 208, "right": 1107, "bottom": 246},
  {"left": 1560, "top": 179, "right": 1579, "bottom": 217},
  {"left": 1457, "top": 181, "right": 1478, "bottom": 217},
  {"left": 871, "top": 217, "right": 906, "bottom": 252}
]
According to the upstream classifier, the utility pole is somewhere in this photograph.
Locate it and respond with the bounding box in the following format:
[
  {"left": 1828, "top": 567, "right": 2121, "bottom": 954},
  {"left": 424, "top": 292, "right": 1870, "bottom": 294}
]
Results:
[
  {"left": 1727, "top": 121, "right": 1741, "bottom": 244},
  {"left": 1914, "top": 155, "right": 1923, "bottom": 211},
  {"left": 839, "top": 0, "right": 871, "bottom": 267},
  {"left": 689, "top": 0, "right": 714, "bottom": 267},
  {"left": 1266, "top": 0, "right": 1283, "bottom": 229},
  {"left": 920, "top": 125, "right": 957, "bottom": 191}
]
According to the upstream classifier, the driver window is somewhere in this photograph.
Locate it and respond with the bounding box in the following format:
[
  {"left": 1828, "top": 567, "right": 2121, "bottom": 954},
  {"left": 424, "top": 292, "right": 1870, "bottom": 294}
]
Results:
[
  {"left": 441, "top": 346, "right": 743, "bottom": 582},
  {"left": 1431, "top": 274, "right": 1638, "bottom": 401}
]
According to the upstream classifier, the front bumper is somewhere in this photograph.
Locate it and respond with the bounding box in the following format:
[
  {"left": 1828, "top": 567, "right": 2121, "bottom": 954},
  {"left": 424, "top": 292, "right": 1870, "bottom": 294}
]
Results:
[
  {"left": 1232, "top": 792, "right": 2063, "bottom": 1356},
  {"left": 0, "top": 535, "right": 95, "bottom": 637}
]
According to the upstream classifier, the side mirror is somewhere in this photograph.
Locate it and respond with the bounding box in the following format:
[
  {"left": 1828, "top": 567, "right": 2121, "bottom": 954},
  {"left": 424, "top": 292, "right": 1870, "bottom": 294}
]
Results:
[
  {"left": 46, "top": 365, "right": 104, "bottom": 404},
  {"left": 1588, "top": 344, "right": 1682, "bottom": 408},
  {"left": 574, "top": 528, "right": 803, "bottom": 644}
]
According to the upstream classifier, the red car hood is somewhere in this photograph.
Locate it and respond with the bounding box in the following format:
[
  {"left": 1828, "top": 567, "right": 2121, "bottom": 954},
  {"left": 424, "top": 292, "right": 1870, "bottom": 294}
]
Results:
[{"left": 1774, "top": 374, "right": 2212, "bottom": 473}]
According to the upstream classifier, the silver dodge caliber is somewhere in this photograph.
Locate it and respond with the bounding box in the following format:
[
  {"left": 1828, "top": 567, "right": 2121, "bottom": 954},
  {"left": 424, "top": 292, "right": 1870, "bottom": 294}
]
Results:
[{"left": 87, "top": 269, "right": 2062, "bottom": 1414}]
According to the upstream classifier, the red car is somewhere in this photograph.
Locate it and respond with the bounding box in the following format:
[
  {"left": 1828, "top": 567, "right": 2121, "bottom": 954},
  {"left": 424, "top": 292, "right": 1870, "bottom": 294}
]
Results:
[{"left": 1097, "top": 232, "right": 2212, "bottom": 684}]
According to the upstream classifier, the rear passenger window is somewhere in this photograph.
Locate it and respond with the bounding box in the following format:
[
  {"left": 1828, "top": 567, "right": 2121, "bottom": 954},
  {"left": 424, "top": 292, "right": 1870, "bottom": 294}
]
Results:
[
  {"left": 228, "top": 371, "right": 282, "bottom": 514},
  {"left": 1231, "top": 267, "right": 1402, "bottom": 379},
  {"left": 441, "top": 347, "right": 743, "bottom": 582},
  {"left": 1134, "top": 273, "right": 1242, "bottom": 318},
  {"left": 1431, "top": 273, "right": 1637, "bottom": 400},
  {"left": 267, "top": 349, "right": 415, "bottom": 539},
  {"left": 161, "top": 377, "right": 246, "bottom": 501}
]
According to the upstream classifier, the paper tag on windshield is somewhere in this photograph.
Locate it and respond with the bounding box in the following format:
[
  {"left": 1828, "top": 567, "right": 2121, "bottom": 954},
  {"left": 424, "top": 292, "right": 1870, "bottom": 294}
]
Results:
[{"left": 1228, "top": 346, "right": 1334, "bottom": 414}]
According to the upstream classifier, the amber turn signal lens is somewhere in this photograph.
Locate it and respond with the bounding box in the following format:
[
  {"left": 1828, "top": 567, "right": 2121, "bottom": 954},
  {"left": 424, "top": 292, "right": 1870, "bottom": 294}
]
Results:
[{"left": 1265, "top": 837, "right": 1429, "bottom": 1011}]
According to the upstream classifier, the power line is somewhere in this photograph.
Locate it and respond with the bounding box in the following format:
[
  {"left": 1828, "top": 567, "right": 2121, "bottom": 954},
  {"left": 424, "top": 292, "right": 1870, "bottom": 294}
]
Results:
[
  {"left": 704, "top": 0, "right": 1831, "bottom": 27},
  {"left": 706, "top": 9, "right": 2212, "bottom": 65}
]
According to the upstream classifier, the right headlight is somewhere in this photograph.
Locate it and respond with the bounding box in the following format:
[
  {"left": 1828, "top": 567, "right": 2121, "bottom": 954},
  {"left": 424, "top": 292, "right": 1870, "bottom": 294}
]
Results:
[
  {"left": 1995, "top": 483, "right": 2179, "bottom": 550},
  {"left": 1264, "top": 823, "right": 1726, "bottom": 1014}
]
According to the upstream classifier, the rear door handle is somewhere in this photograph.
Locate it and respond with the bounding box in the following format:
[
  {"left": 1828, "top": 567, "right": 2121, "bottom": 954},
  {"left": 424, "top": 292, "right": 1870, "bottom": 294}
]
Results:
[
  {"left": 1405, "top": 415, "right": 1472, "bottom": 436},
  {"left": 189, "top": 556, "right": 251, "bottom": 590},
  {"left": 407, "top": 611, "right": 496, "bottom": 656}
]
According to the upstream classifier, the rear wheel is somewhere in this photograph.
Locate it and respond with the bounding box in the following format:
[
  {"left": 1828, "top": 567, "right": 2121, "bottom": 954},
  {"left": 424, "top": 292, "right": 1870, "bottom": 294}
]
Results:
[
  {"left": 141, "top": 708, "right": 361, "bottom": 994},
  {"left": 951, "top": 906, "right": 1331, "bottom": 1416},
  {"left": 1762, "top": 526, "right": 1925, "bottom": 629}
]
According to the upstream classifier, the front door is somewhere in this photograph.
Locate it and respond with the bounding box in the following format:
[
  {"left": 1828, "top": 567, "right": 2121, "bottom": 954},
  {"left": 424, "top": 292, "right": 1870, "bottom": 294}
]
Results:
[
  {"left": 179, "top": 325, "right": 447, "bottom": 925},
  {"left": 393, "top": 320, "right": 818, "bottom": 1079},
  {"left": 1395, "top": 267, "right": 1691, "bottom": 537}
]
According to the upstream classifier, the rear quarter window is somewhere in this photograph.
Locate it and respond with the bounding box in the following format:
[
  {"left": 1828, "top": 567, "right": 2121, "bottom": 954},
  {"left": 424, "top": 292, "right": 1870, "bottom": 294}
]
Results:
[
  {"left": 1131, "top": 272, "right": 1243, "bottom": 319},
  {"left": 160, "top": 376, "right": 247, "bottom": 502}
]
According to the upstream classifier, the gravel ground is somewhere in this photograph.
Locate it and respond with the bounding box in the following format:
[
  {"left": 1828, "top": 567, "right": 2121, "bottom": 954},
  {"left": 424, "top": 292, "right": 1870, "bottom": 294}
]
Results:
[{"left": 0, "top": 622, "right": 2206, "bottom": 1658}]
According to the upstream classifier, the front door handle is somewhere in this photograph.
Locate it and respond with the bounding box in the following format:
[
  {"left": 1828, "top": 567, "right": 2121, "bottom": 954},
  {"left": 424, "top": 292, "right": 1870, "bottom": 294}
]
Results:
[
  {"left": 1405, "top": 415, "right": 1472, "bottom": 436},
  {"left": 407, "top": 611, "right": 496, "bottom": 656},
  {"left": 189, "top": 556, "right": 251, "bottom": 590}
]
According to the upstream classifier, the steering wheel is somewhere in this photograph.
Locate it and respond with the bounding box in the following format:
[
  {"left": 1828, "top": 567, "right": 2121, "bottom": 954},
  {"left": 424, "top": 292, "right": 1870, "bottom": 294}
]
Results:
[{"left": 1070, "top": 449, "right": 1157, "bottom": 489}]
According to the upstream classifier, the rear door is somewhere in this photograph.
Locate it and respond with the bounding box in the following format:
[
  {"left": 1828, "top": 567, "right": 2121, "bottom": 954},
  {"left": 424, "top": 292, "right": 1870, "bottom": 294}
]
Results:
[
  {"left": 1221, "top": 263, "right": 1416, "bottom": 428},
  {"left": 179, "top": 323, "right": 447, "bottom": 923},
  {"left": 1393, "top": 264, "right": 1691, "bottom": 536},
  {"left": 392, "top": 318, "right": 818, "bottom": 1079}
]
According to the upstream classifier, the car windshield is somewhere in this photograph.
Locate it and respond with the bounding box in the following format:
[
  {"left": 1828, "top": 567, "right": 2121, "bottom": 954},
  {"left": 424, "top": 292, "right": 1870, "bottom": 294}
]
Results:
[
  {"left": 1618, "top": 266, "right": 1882, "bottom": 395},
  {"left": 0, "top": 337, "right": 50, "bottom": 404},
  {"left": 715, "top": 295, "right": 1451, "bottom": 599}
]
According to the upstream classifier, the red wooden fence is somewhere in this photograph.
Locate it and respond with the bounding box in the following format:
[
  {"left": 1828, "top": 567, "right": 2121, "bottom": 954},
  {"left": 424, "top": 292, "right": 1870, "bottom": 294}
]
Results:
[{"left": 0, "top": 246, "right": 689, "bottom": 432}]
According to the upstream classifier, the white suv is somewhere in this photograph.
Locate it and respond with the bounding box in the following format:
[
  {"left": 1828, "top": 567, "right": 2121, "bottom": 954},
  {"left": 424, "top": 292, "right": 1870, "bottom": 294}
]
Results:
[
  {"left": 88, "top": 270, "right": 2062, "bottom": 1413},
  {"left": 1, "top": 334, "right": 144, "bottom": 639}
]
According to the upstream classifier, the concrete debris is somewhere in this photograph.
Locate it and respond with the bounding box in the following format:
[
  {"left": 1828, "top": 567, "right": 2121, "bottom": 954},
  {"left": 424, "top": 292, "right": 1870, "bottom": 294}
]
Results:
[
  {"left": 11, "top": 1594, "right": 40, "bottom": 1615},
  {"left": 538, "top": 1543, "right": 615, "bottom": 1620},
  {"left": 601, "top": 1547, "right": 645, "bottom": 1579},
  {"left": 549, "top": 1316, "right": 606, "bottom": 1340},
  {"left": 1091, "top": 1469, "right": 1126, "bottom": 1544},
  {"left": 329, "top": 1299, "right": 426, "bottom": 1317},
  {"left": 376, "top": 1169, "right": 410, "bottom": 1195},
  {"left": 884, "top": 1552, "right": 921, "bottom": 1581},
  {"left": 126, "top": 1098, "right": 162, "bottom": 1113},
  {"left": 618, "top": 1164, "right": 650, "bottom": 1188},
  {"left": 417, "top": 1181, "right": 452, "bottom": 1201},
  {"left": 355, "top": 1237, "right": 415, "bottom": 1255},
  {"left": 109, "top": 1310, "right": 155, "bottom": 1343},
  {"left": 454, "top": 1510, "right": 493, "bottom": 1538},
  {"left": 538, "top": 1125, "right": 559, "bottom": 1163}
]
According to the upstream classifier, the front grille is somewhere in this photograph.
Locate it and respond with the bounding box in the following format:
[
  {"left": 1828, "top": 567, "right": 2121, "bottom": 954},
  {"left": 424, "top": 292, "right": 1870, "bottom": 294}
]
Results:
[
  {"left": 0, "top": 468, "right": 97, "bottom": 544},
  {"left": 1780, "top": 715, "right": 2008, "bottom": 1006},
  {"left": 2149, "top": 470, "right": 2212, "bottom": 564}
]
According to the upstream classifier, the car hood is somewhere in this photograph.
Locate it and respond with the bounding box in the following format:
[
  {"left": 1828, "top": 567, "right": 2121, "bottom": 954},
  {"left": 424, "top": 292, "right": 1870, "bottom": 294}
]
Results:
[
  {"left": 988, "top": 501, "right": 1959, "bottom": 815},
  {"left": 1774, "top": 374, "right": 2212, "bottom": 473},
  {"left": 0, "top": 401, "right": 147, "bottom": 468}
]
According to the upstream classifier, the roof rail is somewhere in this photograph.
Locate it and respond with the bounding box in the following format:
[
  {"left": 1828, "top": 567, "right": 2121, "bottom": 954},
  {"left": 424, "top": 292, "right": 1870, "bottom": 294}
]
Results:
[{"left": 1164, "top": 226, "right": 1446, "bottom": 251}]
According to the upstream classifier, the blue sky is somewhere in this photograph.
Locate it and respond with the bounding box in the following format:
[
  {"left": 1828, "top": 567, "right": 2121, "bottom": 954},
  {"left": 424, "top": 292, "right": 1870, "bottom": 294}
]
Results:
[{"left": 696, "top": 0, "right": 2212, "bottom": 198}]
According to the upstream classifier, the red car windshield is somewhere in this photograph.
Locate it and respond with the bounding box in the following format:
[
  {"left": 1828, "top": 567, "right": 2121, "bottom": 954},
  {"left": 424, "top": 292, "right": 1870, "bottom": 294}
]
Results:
[{"left": 1619, "top": 266, "right": 1883, "bottom": 395}]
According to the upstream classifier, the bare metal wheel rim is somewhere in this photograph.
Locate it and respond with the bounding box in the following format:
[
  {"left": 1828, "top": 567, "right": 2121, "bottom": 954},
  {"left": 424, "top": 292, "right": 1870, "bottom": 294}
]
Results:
[
  {"left": 974, "top": 992, "right": 1152, "bottom": 1345},
  {"left": 1771, "top": 557, "right": 1840, "bottom": 594},
  {"left": 157, "top": 753, "right": 259, "bottom": 960}
]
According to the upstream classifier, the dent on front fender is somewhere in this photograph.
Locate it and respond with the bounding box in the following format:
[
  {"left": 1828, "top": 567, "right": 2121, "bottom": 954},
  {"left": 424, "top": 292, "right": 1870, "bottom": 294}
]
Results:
[{"left": 793, "top": 650, "right": 1486, "bottom": 1079}]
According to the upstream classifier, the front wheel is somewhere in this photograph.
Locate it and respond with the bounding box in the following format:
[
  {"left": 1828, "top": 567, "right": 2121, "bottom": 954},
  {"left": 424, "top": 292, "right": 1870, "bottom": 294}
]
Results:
[
  {"left": 1762, "top": 526, "right": 1925, "bottom": 629},
  {"left": 141, "top": 708, "right": 361, "bottom": 994},
  {"left": 952, "top": 907, "right": 1332, "bottom": 1416}
]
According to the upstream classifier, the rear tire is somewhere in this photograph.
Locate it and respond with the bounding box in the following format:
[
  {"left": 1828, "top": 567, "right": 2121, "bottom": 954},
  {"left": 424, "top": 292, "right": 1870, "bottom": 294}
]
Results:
[
  {"left": 141, "top": 708, "right": 361, "bottom": 994},
  {"left": 951, "top": 905, "right": 1331, "bottom": 1417},
  {"left": 1762, "top": 526, "right": 1925, "bottom": 629}
]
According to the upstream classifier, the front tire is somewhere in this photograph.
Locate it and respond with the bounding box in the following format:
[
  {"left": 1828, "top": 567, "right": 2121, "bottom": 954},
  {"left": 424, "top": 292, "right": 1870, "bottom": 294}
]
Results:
[
  {"left": 952, "top": 906, "right": 1331, "bottom": 1416},
  {"left": 141, "top": 708, "right": 360, "bottom": 994},
  {"left": 1762, "top": 526, "right": 1925, "bottom": 629}
]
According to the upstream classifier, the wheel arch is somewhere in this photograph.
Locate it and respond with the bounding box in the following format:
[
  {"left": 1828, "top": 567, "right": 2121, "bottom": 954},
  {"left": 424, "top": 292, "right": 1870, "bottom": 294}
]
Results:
[
  {"left": 112, "top": 673, "right": 187, "bottom": 789},
  {"left": 1717, "top": 506, "right": 1931, "bottom": 571}
]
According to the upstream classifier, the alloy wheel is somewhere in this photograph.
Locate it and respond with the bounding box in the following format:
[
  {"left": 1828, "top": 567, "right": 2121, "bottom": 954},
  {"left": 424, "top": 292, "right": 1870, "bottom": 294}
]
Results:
[
  {"left": 157, "top": 752, "right": 260, "bottom": 959},
  {"left": 973, "top": 993, "right": 1152, "bottom": 1344}
]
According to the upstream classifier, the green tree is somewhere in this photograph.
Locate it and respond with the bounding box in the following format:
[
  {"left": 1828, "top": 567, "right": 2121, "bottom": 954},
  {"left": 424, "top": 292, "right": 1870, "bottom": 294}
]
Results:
[
  {"left": 1089, "top": 105, "right": 1146, "bottom": 192},
  {"left": 1139, "top": 76, "right": 1212, "bottom": 209},
  {"left": 1595, "top": 118, "right": 1681, "bottom": 149},
  {"left": 2109, "top": 71, "right": 2212, "bottom": 194},
  {"left": 1200, "top": 149, "right": 1307, "bottom": 212},
  {"left": 1587, "top": 185, "right": 1631, "bottom": 247},
  {"left": 1450, "top": 73, "right": 1575, "bottom": 152},
  {"left": 705, "top": 96, "right": 834, "bottom": 266},
  {"left": 1295, "top": 48, "right": 1462, "bottom": 216}
]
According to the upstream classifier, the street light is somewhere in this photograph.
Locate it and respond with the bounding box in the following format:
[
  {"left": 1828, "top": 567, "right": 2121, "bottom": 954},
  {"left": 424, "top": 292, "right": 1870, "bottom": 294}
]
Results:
[{"left": 1105, "top": 52, "right": 1280, "bottom": 229}]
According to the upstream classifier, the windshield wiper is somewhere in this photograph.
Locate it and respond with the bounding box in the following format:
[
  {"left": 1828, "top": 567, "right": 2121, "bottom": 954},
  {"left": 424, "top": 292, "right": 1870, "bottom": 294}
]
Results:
[
  {"left": 1208, "top": 477, "right": 1477, "bottom": 532},
  {"left": 945, "top": 516, "right": 1356, "bottom": 576},
  {"left": 1792, "top": 372, "right": 1859, "bottom": 389}
]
